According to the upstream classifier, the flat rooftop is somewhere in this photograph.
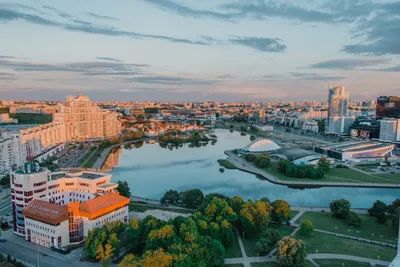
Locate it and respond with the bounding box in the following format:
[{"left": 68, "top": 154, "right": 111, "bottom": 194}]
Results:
[{"left": 50, "top": 171, "right": 106, "bottom": 180}]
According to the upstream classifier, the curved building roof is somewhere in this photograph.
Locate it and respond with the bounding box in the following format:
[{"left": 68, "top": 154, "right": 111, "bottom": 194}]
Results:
[{"left": 243, "top": 139, "right": 281, "bottom": 153}]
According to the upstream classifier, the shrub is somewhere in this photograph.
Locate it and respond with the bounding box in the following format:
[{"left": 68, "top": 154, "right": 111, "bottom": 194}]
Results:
[
  {"left": 300, "top": 220, "right": 313, "bottom": 235},
  {"left": 330, "top": 199, "right": 351, "bottom": 219},
  {"left": 347, "top": 211, "right": 361, "bottom": 227}
]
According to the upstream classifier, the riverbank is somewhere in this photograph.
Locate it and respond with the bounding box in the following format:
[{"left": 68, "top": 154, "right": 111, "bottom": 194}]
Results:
[
  {"left": 92, "top": 138, "right": 153, "bottom": 170},
  {"left": 224, "top": 150, "right": 400, "bottom": 189}
]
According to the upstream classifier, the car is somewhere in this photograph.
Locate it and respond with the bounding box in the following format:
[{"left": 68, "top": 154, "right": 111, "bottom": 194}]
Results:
[{"left": 0, "top": 238, "right": 6, "bottom": 242}]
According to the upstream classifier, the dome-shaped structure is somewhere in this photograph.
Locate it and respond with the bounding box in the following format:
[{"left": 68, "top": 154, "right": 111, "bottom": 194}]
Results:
[{"left": 243, "top": 138, "right": 281, "bottom": 153}]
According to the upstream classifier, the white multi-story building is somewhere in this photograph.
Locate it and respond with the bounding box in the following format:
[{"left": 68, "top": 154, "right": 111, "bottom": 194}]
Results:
[
  {"left": 10, "top": 166, "right": 122, "bottom": 239},
  {"left": 327, "top": 116, "right": 355, "bottom": 134},
  {"left": 0, "top": 132, "right": 25, "bottom": 173},
  {"left": 54, "top": 93, "right": 121, "bottom": 141},
  {"left": 379, "top": 118, "right": 400, "bottom": 142}
]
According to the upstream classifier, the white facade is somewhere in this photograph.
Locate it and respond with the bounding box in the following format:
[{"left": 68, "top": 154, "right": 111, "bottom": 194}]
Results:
[
  {"left": 379, "top": 119, "right": 400, "bottom": 142},
  {"left": 83, "top": 205, "right": 129, "bottom": 236},
  {"left": 25, "top": 217, "right": 69, "bottom": 248},
  {"left": 10, "top": 167, "right": 118, "bottom": 236}
]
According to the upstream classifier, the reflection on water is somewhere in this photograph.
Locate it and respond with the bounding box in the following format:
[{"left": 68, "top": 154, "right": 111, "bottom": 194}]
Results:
[
  {"left": 106, "top": 129, "right": 399, "bottom": 208},
  {"left": 101, "top": 147, "right": 122, "bottom": 172}
]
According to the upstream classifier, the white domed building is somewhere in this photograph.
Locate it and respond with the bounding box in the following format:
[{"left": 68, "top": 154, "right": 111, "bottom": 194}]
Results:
[{"left": 242, "top": 138, "right": 281, "bottom": 154}]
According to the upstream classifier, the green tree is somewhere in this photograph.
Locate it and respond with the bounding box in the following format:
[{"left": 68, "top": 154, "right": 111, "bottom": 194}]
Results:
[
  {"left": 96, "top": 243, "right": 115, "bottom": 267},
  {"left": 347, "top": 211, "right": 361, "bottom": 227},
  {"left": 116, "top": 181, "right": 131, "bottom": 198},
  {"left": 146, "top": 225, "right": 176, "bottom": 251},
  {"left": 161, "top": 190, "right": 180, "bottom": 205},
  {"left": 271, "top": 200, "right": 291, "bottom": 224},
  {"left": 255, "top": 154, "right": 271, "bottom": 168},
  {"left": 317, "top": 119, "right": 326, "bottom": 133},
  {"left": 108, "top": 233, "right": 120, "bottom": 258},
  {"left": 276, "top": 236, "right": 307, "bottom": 267},
  {"left": 317, "top": 157, "right": 331, "bottom": 172},
  {"left": 181, "top": 189, "right": 204, "bottom": 208},
  {"left": 368, "top": 200, "right": 387, "bottom": 217},
  {"left": 255, "top": 238, "right": 270, "bottom": 254},
  {"left": 0, "top": 174, "right": 10, "bottom": 187},
  {"left": 230, "top": 196, "right": 244, "bottom": 214},
  {"left": 330, "top": 199, "right": 351, "bottom": 219},
  {"left": 377, "top": 213, "right": 387, "bottom": 224},
  {"left": 260, "top": 228, "right": 281, "bottom": 247},
  {"left": 300, "top": 220, "right": 314, "bottom": 235}
]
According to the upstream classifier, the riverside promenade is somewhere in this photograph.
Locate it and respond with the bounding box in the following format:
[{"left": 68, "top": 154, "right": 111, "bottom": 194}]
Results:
[{"left": 225, "top": 150, "right": 400, "bottom": 189}]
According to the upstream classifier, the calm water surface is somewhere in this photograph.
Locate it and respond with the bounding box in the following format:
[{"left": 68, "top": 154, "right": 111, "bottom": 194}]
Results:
[{"left": 110, "top": 129, "right": 399, "bottom": 208}]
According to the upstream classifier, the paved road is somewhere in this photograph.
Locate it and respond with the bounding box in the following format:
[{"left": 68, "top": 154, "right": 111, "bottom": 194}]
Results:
[{"left": 226, "top": 150, "right": 400, "bottom": 189}]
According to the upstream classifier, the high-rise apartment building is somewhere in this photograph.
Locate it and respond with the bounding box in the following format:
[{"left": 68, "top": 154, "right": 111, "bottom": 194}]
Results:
[
  {"left": 54, "top": 94, "right": 121, "bottom": 141},
  {"left": 328, "top": 86, "right": 349, "bottom": 119},
  {"left": 376, "top": 96, "right": 400, "bottom": 119},
  {"left": 253, "top": 108, "right": 266, "bottom": 123},
  {"left": 327, "top": 86, "right": 353, "bottom": 133}
]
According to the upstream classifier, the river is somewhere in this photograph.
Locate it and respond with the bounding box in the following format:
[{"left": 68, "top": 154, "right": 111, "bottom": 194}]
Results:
[{"left": 108, "top": 129, "right": 399, "bottom": 208}]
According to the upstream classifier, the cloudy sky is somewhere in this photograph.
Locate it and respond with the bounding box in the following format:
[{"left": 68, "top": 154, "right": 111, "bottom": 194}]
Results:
[{"left": 0, "top": 0, "right": 399, "bottom": 101}]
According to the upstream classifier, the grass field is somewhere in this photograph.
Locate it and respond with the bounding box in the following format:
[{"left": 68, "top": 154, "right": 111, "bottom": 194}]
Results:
[
  {"left": 298, "top": 212, "right": 398, "bottom": 244},
  {"left": 218, "top": 159, "right": 238, "bottom": 169},
  {"left": 290, "top": 211, "right": 299, "bottom": 219},
  {"left": 295, "top": 231, "right": 397, "bottom": 262},
  {"left": 128, "top": 203, "right": 194, "bottom": 214},
  {"left": 225, "top": 232, "right": 242, "bottom": 258},
  {"left": 243, "top": 224, "right": 295, "bottom": 257},
  {"left": 314, "top": 259, "right": 370, "bottom": 267},
  {"left": 354, "top": 163, "right": 380, "bottom": 172},
  {"left": 262, "top": 162, "right": 400, "bottom": 184}
]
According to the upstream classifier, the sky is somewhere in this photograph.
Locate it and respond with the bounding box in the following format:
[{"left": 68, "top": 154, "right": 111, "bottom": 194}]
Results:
[{"left": 0, "top": 0, "right": 399, "bottom": 102}]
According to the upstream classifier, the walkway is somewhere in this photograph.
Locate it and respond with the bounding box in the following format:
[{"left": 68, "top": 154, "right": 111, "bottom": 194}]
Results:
[
  {"left": 224, "top": 228, "right": 277, "bottom": 267},
  {"left": 307, "top": 253, "right": 391, "bottom": 266},
  {"left": 225, "top": 150, "right": 400, "bottom": 189}
]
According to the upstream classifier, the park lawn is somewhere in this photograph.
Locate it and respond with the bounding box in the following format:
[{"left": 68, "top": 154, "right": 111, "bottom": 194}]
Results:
[
  {"left": 263, "top": 162, "right": 400, "bottom": 184},
  {"left": 290, "top": 211, "right": 299, "bottom": 219},
  {"left": 225, "top": 232, "right": 242, "bottom": 258},
  {"left": 225, "top": 264, "right": 244, "bottom": 267},
  {"left": 298, "top": 212, "right": 398, "bottom": 245},
  {"left": 128, "top": 203, "right": 194, "bottom": 214},
  {"left": 243, "top": 225, "right": 295, "bottom": 257},
  {"left": 314, "top": 259, "right": 370, "bottom": 267},
  {"left": 354, "top": 163, "right": 380, "bottom": 172},
  {"left": 294, "top": 231, "right": 397, "bottom": 262},
  {"left": 218, "top": 159, "right": 238, "bottom": 170}
]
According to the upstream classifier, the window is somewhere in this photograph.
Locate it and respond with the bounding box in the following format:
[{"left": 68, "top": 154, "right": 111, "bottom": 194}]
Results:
[{"left": 33, "top": 181, "right": 46, "bottom": 187}]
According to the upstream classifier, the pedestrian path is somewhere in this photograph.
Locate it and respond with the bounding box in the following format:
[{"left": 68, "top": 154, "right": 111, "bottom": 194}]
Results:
[
  {"left": 290, "top": 209, "right": 305, "bottom": 224},
  {"left": 307, "top": 253, "right": 391, "bottom": 266}
]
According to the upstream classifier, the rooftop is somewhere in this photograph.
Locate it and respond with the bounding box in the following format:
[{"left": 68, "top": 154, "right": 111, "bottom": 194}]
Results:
[
  {"left": 22, "top": 199, "right": 69, "bottom": 225},
  {"left": 78, "top": 192, "right": 130, "bottom": 219},
  {"left": 50, "top": 171, "right": 106, "bottom": 180}
]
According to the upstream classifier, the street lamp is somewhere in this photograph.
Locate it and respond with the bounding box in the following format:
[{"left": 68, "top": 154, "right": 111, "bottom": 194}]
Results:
[
  {"left": 242, "top": 232, "right": 245, "bottom": 241},
  {"left": 377, "top": 255, "right": 380, "bottom": 262},
  {"left": 257, "top": 253, "right": 259, "bottom": 263},
  {"left": 316, "top": 250, "right": 318, "bottom": 259}
]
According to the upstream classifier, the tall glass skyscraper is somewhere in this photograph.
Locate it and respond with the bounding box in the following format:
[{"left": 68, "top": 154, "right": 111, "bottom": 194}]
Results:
[{"left": 327, "top": 86, "right": 352, "bottom": 133}]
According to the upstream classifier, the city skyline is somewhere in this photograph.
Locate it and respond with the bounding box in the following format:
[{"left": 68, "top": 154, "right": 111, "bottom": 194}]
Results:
[{"left": 0, "top": 0, "right": 400, "bottom": 101}]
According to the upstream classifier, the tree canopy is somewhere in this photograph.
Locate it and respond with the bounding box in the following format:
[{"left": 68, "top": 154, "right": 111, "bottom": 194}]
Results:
[
  {"left": 330, "top": 199, "right": 351, "bottom": 219},
  {"left": 116, "top": 181, "right": 131, "bottom": 198}
]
